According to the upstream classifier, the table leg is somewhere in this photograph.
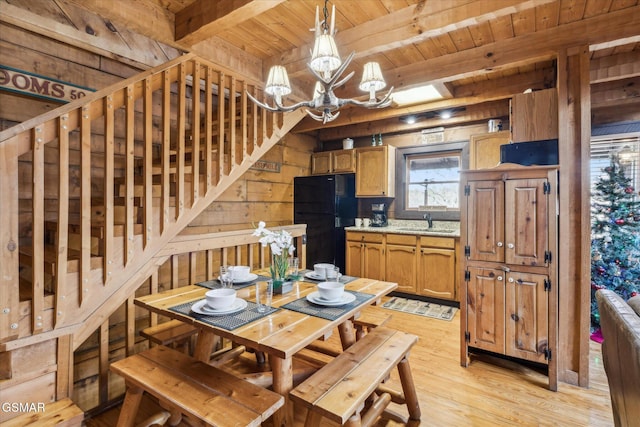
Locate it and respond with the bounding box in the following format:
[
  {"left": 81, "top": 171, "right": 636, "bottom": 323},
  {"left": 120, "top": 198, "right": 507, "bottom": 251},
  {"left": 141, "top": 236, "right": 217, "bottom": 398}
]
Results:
[
  {"left": 269, "top": 355, "right": 294, "bottom": 427},
  {"left": 192, "top": 329, "right": 218, "bottom": 362},
  {"left": 338, "top": 319, "right": 356, "bottom": 350}
]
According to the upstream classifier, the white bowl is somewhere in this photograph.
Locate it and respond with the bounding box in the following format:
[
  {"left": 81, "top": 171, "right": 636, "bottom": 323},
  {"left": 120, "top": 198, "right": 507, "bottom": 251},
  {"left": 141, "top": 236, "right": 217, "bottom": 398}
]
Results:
[
  {"left": 314, "top": 263, "right": 335, "bottom": 279},
  {"left": 317, "top": 281, "right": 344, "bottom": 302},
  {"left": 205, "top": 288, "right": 237, "bottom": 310},
  {"left": 229, "top": 265, "right": 251, "bottom": 281}
]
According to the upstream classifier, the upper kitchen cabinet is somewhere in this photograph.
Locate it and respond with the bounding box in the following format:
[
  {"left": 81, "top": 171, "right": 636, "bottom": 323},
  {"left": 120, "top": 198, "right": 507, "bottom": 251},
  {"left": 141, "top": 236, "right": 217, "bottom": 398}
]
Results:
[
  {"left": 356, "top": 145, "right": 396, "bottom": 197},
  {"left": 311, "top": 151, "right": 332, "bottom": 174},
  {"left": 468, "top": 130, "right": 511, "bottom": 170},
  {"left": 510, "top": 88, "right": 558, "bottom": 143},
  {"left": 311, "top": 149, "right": 356, "bottom": 175}
]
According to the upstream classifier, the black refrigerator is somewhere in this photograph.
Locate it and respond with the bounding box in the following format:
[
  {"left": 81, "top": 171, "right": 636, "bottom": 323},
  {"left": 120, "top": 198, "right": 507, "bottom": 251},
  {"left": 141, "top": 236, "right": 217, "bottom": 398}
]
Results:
[{"left": 294, "top": 174, "right": 357, "bottom": 273}]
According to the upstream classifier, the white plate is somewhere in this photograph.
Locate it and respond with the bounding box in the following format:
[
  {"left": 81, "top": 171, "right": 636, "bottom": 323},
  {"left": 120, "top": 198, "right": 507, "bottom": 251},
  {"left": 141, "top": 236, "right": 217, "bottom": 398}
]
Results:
[
  {"left": 306, "top": 291, "right": 356, "bottom": 307},
  {"left": 305, "top": 271, "right": 342, "bottom": 281},
  {"left": 191, "top": 298, "right": 247, "bottom": 316},
  {"left": 218, "top": 273, "right": 258, "bottom": 284}
]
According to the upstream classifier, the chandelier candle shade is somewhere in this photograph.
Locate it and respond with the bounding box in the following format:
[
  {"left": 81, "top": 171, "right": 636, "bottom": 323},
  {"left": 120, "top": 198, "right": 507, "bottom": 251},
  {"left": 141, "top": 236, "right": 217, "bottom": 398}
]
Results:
[{"left": 247, "top": 0, "right": 393, "bottom": 124}]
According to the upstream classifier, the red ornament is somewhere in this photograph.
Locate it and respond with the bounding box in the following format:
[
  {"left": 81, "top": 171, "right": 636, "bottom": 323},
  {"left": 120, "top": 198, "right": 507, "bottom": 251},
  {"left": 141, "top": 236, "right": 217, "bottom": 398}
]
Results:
[
  {"left": 625, "top": 187, "right": 634, "bottom": 194},
  {"left": 615, "top": 218, "right": 625, "bottom": 225},
  {"left": 632, "top": 292, "right": 638, "bottom": 297},
  {"left": 598, "top": 266, "right": 606, "bottom": 274}
]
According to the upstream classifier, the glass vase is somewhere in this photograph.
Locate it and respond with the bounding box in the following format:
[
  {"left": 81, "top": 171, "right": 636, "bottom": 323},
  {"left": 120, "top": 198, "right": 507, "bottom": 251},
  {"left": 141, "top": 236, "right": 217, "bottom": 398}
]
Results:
[{"left": 271, "top": 253, "right": 289, "bottom": 293}]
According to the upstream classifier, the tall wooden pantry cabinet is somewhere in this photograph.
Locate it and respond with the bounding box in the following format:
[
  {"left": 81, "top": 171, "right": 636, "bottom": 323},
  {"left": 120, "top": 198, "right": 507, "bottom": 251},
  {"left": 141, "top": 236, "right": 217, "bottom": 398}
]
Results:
[{"left": 459, "top": 164, "right": 559, "bottom": 391}]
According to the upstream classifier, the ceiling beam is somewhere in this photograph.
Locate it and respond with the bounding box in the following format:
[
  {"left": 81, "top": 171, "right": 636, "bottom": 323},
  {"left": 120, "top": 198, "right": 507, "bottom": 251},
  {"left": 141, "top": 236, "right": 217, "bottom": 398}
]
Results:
[
  {"left": 286, "top": 4, "right": 639, "bottom": 121},
  {"left": 314, "top": 100, "right": 510, "bottom": 141},
  {"left": 272, "top": 0, "right": 551, "bottom": 79},
  {"left": 175, "top": 0, "right": 286, "bottom": 46},
  {"left": 388, "top": 5, "right": 640, "bottom": 90},
  {"left": 0, "top": 1, "right": 169, "bottom": 69},
  {"left": 293, "top": 67, "right": 556, "bottom": 133}
]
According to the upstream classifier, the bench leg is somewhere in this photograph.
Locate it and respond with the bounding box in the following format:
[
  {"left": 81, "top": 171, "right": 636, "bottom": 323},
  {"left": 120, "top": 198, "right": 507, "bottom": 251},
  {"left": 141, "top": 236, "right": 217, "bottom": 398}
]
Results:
[
  {"left": 345, "top": 412, "right": 363, "bottom": 427},
  {"left": 304, "top": 409, "right": 324, "bottom": 427},
  {"left": 338, "top": 319, "right": 357, "bottom": 350},
  {"left": 397, "top": 357, "right": 421, "bottom": 421},
  {"left": 117, "top": 384, "right": 144, "bottom": 427},
  {"left": 355, "top": 325, "right": 366, "bottom": 341}
]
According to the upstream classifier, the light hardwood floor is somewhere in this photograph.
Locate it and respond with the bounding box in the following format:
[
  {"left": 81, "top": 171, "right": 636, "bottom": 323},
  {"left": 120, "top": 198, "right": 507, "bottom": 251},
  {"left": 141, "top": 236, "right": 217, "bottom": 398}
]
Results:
[{"left": 86, "top": 302, "right": 614, "bottom": 426}]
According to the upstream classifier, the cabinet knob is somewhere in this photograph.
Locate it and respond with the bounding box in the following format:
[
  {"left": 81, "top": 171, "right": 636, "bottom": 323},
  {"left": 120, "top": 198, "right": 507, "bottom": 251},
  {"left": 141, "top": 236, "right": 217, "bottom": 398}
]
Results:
[
  {"left": 507, "top": 243, "right": 514, "bottom": 249},
  {"left": 508, "top": 277, "right": 515, "bottom": 283},
  {"left": 497, "top": 276, "right": 503, "bottom": 281},
  {"left": 497, "top": 242, "right": 503, "bottom": 247}
]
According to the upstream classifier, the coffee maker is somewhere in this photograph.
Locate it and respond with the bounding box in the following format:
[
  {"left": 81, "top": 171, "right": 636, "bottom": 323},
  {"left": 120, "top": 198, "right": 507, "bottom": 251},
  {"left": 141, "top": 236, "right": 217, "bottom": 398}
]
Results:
[{"left": 370, "top": 203, "right": 388, "bottom": 227}]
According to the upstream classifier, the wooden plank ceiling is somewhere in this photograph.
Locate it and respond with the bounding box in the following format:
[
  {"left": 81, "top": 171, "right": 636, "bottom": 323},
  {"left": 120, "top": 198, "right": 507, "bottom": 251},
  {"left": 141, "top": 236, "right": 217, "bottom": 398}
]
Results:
[{"left": 3, "top": 0, "right": 640, "bottom": 137}]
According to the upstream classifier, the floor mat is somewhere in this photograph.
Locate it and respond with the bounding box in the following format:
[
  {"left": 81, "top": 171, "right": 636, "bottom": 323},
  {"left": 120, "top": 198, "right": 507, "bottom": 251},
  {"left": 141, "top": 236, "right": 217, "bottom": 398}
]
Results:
[{"left": 382, "top": 297, "right": 457, "bottom": 321}]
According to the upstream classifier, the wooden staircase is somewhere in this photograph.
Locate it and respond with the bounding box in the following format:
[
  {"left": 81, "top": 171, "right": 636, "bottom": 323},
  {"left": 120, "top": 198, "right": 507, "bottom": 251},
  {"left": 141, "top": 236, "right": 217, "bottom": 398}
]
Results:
[{"left": 0, "top": 52, "right": 305, "bottom": 350}]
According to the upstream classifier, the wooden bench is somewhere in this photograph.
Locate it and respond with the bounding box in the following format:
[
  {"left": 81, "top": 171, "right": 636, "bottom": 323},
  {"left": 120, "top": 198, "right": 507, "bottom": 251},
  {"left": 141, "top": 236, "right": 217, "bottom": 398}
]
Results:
[
  {"left": 2, "top": 398, "right": 84, "bottom": 426},
  {"left": 139, "top": 319, "right": 198, "bottom": 354},
  {"left": 110, "top": 345, "right": 284, "bottom": 427},
  {"left": 290, "top": 327, "right": 421, "bottom": 427},
  {"left": 353, "top": 305, "right": 393, "bottom": 340}
]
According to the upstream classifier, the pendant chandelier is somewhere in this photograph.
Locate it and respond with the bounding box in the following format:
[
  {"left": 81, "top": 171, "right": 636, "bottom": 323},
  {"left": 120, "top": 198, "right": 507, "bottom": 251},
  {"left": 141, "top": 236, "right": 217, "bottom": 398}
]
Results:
[{"left": 247, "top": 1, "right": 393, "bottom": 124}]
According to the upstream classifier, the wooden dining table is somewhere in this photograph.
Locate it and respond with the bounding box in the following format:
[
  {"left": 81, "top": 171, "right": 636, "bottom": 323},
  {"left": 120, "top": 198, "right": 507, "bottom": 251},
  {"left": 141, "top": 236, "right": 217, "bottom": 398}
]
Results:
[{"left": 134, "top": 274, "right": 397, "bottom": 427}]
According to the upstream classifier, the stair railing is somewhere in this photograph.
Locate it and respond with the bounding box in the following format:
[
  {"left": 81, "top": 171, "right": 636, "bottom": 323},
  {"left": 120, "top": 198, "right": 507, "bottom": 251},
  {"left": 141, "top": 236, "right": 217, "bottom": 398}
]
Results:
[{"left": 0, "top": 52, "right": 305, "bottom": 345}]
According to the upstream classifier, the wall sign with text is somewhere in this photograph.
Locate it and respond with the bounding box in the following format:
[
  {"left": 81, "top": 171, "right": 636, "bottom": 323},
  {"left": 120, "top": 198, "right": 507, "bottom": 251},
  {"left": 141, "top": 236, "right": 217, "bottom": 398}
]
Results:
[{"left": 0, "top": 65, "right": 95, "bottom": 103}]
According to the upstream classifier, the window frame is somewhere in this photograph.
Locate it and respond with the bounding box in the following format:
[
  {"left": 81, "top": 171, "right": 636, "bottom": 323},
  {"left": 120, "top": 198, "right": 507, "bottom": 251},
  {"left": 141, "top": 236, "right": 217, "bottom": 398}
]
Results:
[{"left": 394, "top": 141, "right": 468, "bottom": 221}]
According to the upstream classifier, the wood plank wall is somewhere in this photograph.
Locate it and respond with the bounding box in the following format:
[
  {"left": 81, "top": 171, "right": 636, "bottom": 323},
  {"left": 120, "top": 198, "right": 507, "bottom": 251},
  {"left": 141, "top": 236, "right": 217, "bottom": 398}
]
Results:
[{"left": 0, "top": 20, "right": 317, "bottom": 412}]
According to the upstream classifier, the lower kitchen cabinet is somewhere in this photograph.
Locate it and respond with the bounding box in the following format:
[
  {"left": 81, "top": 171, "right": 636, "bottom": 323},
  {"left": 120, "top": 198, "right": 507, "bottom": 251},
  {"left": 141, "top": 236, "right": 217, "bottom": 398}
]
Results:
[
  {"left": 418, "top": 236, "right": 456, "bottom": 300},
  {"left": 345, "top": 232, "right": 385, "bottom": 280},
  {"left": 347, "top": 231, "right": 458, "bottom": 301},
  {"left": 385, "top": 234, "right": 417, "bottom": 293}
]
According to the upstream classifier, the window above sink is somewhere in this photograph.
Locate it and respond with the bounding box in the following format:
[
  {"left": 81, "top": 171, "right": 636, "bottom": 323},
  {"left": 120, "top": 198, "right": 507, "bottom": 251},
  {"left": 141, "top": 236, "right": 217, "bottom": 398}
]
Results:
[{"left": 394, "top": 141, "right": 468, "bottom": 221}]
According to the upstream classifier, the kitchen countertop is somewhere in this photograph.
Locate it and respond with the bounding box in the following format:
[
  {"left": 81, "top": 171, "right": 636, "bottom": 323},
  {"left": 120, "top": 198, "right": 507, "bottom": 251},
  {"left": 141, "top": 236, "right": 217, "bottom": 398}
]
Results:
[{"left": 345, "top": 220, "right": 460, "bottom": 237}]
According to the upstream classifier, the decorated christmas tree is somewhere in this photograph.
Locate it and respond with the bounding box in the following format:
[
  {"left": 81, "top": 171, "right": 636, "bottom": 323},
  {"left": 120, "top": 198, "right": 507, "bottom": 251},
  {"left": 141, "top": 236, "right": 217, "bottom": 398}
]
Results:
[{"left": 591, "top": 155, "right": 640, "bottom": 332}]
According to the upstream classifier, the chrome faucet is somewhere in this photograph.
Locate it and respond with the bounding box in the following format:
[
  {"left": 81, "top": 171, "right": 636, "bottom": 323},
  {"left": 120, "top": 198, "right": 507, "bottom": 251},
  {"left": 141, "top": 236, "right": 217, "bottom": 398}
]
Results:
[{"left": 423, "top": 212, "right": 433, "bottom": 228}]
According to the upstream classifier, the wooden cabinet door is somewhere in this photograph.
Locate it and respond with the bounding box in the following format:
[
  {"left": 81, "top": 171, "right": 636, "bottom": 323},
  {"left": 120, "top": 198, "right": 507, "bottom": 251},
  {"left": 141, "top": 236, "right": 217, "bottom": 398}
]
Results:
[
  {"left": 469, "top": 131, "right": 510, "bottom": 169},
  {"left": 311, "top": 152, "right": 331, "bottom": 175},
  {"left": 510, "top": 88, "right": 558, "bottom": 143},
  {"left": 363, "top": 243, "right": 385, "bottom": 280},
  {"left": 504, "top": 178, "right": 548, "bottom": 267},
  {"left": 466, "top": 180, "right": 505, "bottom": 263},
  {"left": 386, "top": 244, "right": 416, "bottom": 293},
  {"left": 418, "top": 247, "right": 455, "bottom": 300},
  {"left": 332, "top": 150, "right": 356, "bottom": 173},
  {"left": 466, "top": 266, "right": 505, "bottom": 354},
  {"left": 355, "top": 146, "right": 395, "bottom": 197},
  {"left": 345, "top": 240, "right": 363, "bottom": 277},
  {"left": 505, "top": 272, "right": 549, "bottom": 364}
]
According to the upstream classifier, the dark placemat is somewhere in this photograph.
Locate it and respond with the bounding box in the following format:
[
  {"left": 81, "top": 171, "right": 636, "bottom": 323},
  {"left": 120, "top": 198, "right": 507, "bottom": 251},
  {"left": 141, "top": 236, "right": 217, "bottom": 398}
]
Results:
[
  {"left": 299, "top": 269, "right": 358, "bottom": 285},
  {"left": 196, "top": 274, "right": 272, "bottom": 291},
  {"left": 281, "top": 290, "right": 374, "bottom": 321},
  {"left": 169, "top": 299, "right": 278, "bottom": 331}
]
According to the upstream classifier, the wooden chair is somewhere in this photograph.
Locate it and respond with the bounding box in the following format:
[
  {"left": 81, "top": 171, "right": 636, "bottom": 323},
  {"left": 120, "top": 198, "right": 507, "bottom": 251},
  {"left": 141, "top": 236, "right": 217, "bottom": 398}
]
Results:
[
  {"left": 2, "top": 398, "right": 84, "bottom": 426},
  {"left": 110, "top": 345, "right": 284, "bottom": 427},
  {"left": 290, "top": 327, "right": 421, "bottom": 427}
]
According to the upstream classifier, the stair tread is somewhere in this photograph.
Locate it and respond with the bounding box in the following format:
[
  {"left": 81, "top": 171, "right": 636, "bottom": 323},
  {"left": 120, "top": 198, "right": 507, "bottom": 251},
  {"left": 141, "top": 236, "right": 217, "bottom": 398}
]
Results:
[{"left": 20, "top": 245, "right": 103, "bottom": 274}]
